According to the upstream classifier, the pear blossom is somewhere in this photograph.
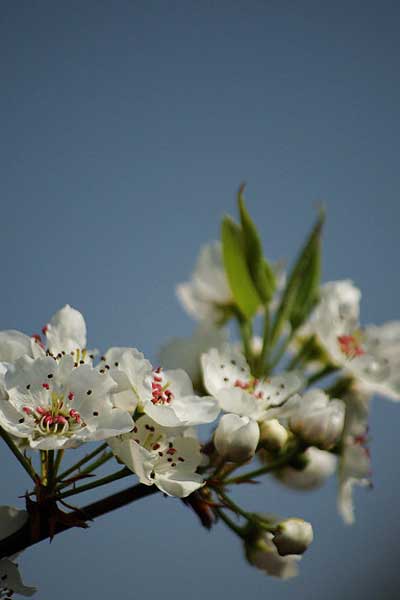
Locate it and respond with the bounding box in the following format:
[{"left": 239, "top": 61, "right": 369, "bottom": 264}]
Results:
[
  {"left": 0, "top": 305, "right": 94, "bottom": 367},
  {"left": 286, "top": 390, "right": 345, "bottom": 450},
  {"left": 102, "top": 347, "right": 219, "bottom": 428},
  {"left": 274, "top": 446, "right": 337, "bottom": 490},
  {"left": 214, "top": 414, "right": 260, "bottom": 462},
  {"left": 272, "top": 518, "right": 313, "bottom": 556},
  {"left": 337, "top": 390, "right": 371, "bottom": 524},
  {"left": 201, "top": 345, "right": 303, "bottom": 421},
  {"left": 0, "top": 506, "right": 36, "bottom": 598},
  {"left": 244, "top": 531, "right": 300, "bottom": 579},
  {"left": 259, "top": 419, "right": 289, "bottom": 452},
  {"left": 108, "top": 415, "right": 205, "bottom": 497},
  {"left": 0, "top": 558, "right": 37, "bottom": 598},
  {"left": 359, "top": 321, "right": 400, "bottom": 400},
  {"left": 159, "top": 324, "right": 227, "bottom": 391},
  {"left": 176, "top": 242, "right": 233, "bottom": 323},
  {"left": 0, "top": 331, "right": 37, "bottom": 365},
  {"left": 308, "top": 280, "right": 399, "bottom": 399},
  {"left": 0, "top": 354, "right": 133, "bottom": 450}
]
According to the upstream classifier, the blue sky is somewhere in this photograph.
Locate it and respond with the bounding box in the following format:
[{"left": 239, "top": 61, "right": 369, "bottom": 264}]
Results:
[{"left": 1, "top": 2, "right": 399, "bottom": 598}]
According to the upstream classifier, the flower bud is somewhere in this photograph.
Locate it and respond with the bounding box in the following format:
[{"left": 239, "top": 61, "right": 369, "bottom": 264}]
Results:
[
  {"left": 243, "top": 524, "right": 300, "bottom": 579},
  {"left": 273, "top": 518, "right": 313, "bottom": 556},
  {"left": 214, "top": 414, "right": 259, "bottom": 462},
  {"left": 275, "top": 447, "right": 337, "bottom": 490},
  {"left": 289, "top": 390, "right": 345, "bottom": 449},
  {"left": 259, "top": 419, "right": 289, "bottom": 452}
]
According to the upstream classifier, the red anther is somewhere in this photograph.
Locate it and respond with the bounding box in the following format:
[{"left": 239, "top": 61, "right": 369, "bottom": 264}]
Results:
[
  {"left": 338, "top": 335, "right": 365, "bottom": 358},
  {"left": 234, "top": 379, "right": 249, "bottom": 390},
  {"left": 153, "top": 375, "right": 162, "bottom": 383},
  {"left": 69, "top": 409, "right": 81, "bottom": 423},
  {"left": 255, "top": 391, "right": 264, "bottom": 400},
  {"left": 22, "top": 407, "right": 32, "bottom": 415},
  {"left": 42, "top": 325, "right": 49, "bottom": 335},
  {"left": 166, "top": 447, "right": 176, "bottom": 455},
  {"left": 43, "top": 415, "right": 54, "bottom": 425},
  {"left": 68, "top": 392, "right": 74, "bottom": 401},
  {"left": 154, "top": 367, "right": 162, "bottom": 374},
  {"left": 42, "top": 383, "right": 50, "bottom": 390},
  {"left": 36, "top": 407, "right": 47, "bottom": 415},
  {"left": 152, "top": 443, "right": 161, "bottom": 450},
  {"left": 31, "top": 334, "right": 45, "bottom": 349},
  {"left": 56, "top": 415, "right": 67, "bottom": 425},
  {"left": 152, "top": 382, "right": 162, "bottom": 391}
]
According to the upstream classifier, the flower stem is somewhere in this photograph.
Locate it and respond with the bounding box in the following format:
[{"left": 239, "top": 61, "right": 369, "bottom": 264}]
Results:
[
  {"left": 223, "top": 445, "right": 301, "bottom": 484},
  {"left": 215, "top": 507, "right": 246, "bottom": 538},
  {"left": 56, "top": 467, "right": 133, "bottom": 500},
  {"left": 267, "top": 333, "right": 293, "bottom": 372},
  {"left": 57, "top": 451, "right": 114, "bottom": 491},
  {"left": 286, "top": 335, "right": 317, "bottom": 370},
  {"left": 305, "top": 364, "right": 338, "bottom": 387},
  {"left": 0, "top": 427, "right": 37, "bottom": 483},
  {"left": 255, "top": 309, "right": 270, "bottom": 376},
  {"left": 54, "top": 450, "right": 64, "bottom": 477},
  {"left": 58, "top": 442, "right": 108, "bottom": 481}
]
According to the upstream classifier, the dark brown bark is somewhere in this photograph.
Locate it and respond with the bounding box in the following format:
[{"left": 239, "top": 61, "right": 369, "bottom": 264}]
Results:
[{"left": 0, "top": 483, "right": 158, "bottom": 559}]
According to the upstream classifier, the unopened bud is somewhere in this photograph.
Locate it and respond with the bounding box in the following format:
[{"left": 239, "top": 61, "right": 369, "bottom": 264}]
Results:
[
  {"left": 289, "top": 390, "right": 345, "bottom": 449},
  {"left": 214, "top": 414, "right": 259, "bottom": 462},
  {"left": 259, "top": 419, "right": 289, "bottom": 452},
  {"left": 276, "top": 447, "right": 337, "bottom": 490},
  {"left": 273, "top": 518, "right": 313, "bottom": 556}
]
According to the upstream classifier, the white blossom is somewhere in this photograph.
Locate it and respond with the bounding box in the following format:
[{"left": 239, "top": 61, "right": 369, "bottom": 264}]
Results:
[
  {"left": 214, "top": 414, "right": 259, "bottom": 462},
  {"left": 159, "top": 324, "right": 227, "bottom": 390},
  {"left": 109, "top": 415, "right": 204, "bottom": 497},
  {"left": 244, "top": 531, "right": 300, "bottom": 579},
  {"left": 0, "top": 355, "right": 133, "bottom": 450},
  {"left": 0, "top": 506, "right": 36, "bottom": 598},
  {"left": 274, "top": 447, "right": 337, "bottom": 490},
  {"left": 287, "top": 390, "right": 345, "bottom": 450},
  {"left": 272, "top": 518, "right": 313, "bottom": 556},
  {"left": 201, "top": 345, "right": 303, "bottom": 421},
  {"left": 0, "top": 305, "right": 94, "bottom": 367},
  {"left": 102, "top": 347, "right": 219, "bottom": 428},
  {"left": 337, "top": 390, "right": 371, "bottom": 524},
  {"left": 308, "top": 280, "right": 399, "bottom": 399},
  {"left": 176, "top": 242, "right": 233, "bottom": 323}
]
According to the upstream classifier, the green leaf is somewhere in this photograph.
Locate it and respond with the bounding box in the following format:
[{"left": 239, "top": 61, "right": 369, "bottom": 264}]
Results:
[
  {"left": 270, "top": 208, "right": 325, "bottom": 345},
  {"left": 237, "top": 185, "right": 276, "bottom": 303},
  {"left": 289, "top": 235, "right": 321, "bottom": 330},
  {"left": 221, "top": 216, "right": 262, "bottom": 319}
]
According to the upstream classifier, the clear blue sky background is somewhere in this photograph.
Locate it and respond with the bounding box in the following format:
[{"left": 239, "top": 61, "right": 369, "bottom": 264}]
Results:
[{"left": 1, "top": 2, "right": 399, "bottom": 598}]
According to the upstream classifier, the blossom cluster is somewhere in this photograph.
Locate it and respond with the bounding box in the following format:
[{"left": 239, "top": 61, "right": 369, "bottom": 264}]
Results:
[{"left": 0, "top": 194, "right": 398, "bottom": 595}]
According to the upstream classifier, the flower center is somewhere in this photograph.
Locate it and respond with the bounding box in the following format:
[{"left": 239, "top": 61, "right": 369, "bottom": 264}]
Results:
[
  {"left": 337, "top": 334, "right": 365, "bottom": 358},
  {"left": 234, "top": 378, "right": 264, "bottom": 399},
  {"left": 23, "top": 389, "right": 83, "bottom": 436},
  {"left": 151, "top": 368, "right": 174, "bottom": 405}
]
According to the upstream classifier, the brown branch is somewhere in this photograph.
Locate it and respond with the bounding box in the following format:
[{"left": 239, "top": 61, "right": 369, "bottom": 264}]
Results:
[{"left": 0, "top": 483, "right": 159, "bottom": 559}]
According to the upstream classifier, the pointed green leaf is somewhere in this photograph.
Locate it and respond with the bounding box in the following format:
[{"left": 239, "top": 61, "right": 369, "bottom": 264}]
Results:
[
  {"left": 221, "top": 216, "right": 262, "bottom": 319},
  {"left": 270, "top": 208, "right": 325, "bottom": 344},
  {"left": 237, "top": 186, "right": 276, "bottom": 303}
]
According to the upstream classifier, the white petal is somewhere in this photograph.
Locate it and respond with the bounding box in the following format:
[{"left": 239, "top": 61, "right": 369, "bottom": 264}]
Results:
[
  {"left": 45, "top": 305, "right": 87, "bottom": 354},
  {"left": 154, "top": 472, "right": 204, "bottom": 497},
  {"left": 0, "top": 331, "right": 34, "bottom": 363},
  {"left": 108, "top": 435, "right": 154, "bottom": 484},
  {"left": 0, "top": 506, "right": 28, "bottom": 541},
  {"left": 0, "top": 558, "right": 37, "bottom": 597}
]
